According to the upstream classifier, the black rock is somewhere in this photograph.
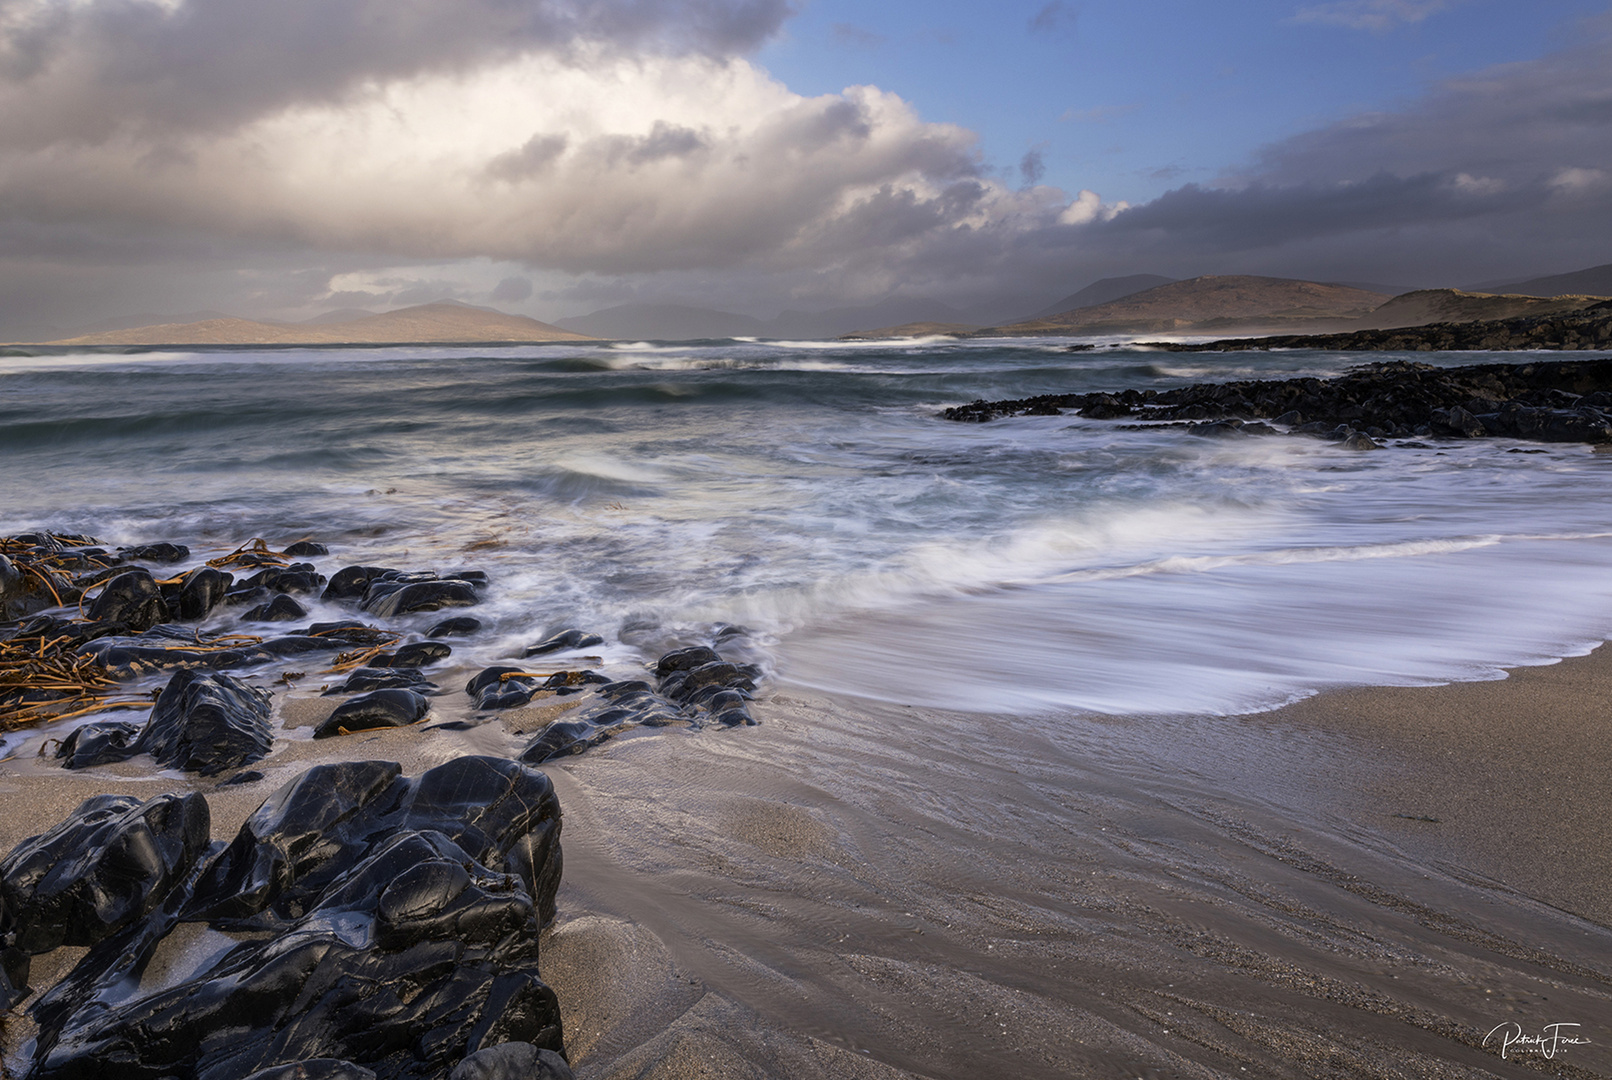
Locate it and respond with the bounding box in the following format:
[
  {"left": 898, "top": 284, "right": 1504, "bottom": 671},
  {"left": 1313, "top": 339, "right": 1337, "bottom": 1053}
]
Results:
[
  {"left": 221, "top": 770, "right": 266, "bottom": 787},
  {"left": 323, "top": 667, "right": 438, "bottom": 696},
  {"left": 186, "top": 756, "right": 563, "bottom": 929},
  {"left": 519, "top": 680, "right": 690, "bottom": 764},
  {"left": 322, "top": 566, "right": 400, "bottom": 602},
  {"left": 242, "top": 1062, "right": 377, "bottom": 1080},
  {"left": 30, "top": 830, "right": 563, "bottom": 1080},
  {"left": 244, "top": 594, "right": 308, "bottom": 622},
  {"left": 0, "top": 792, "right": 209, "bottom": 955},
  {"left": 54, "top": 721, "right": 144, "bottom": 769},
  {"left": 86, "top": 569, "right": 170, "bottom": 631},
  {"left": 282, "top": 541, "right": 330, "bottom": 557},
  {"left": 449, "top": 1043, "right": 574, "bottom": 1080},
  {"left": 363, "top": 579, "right": 479, "bottom": 618},
  {"left": 314, "top": 690, "right": 430, "bottom": 738},
  {"left": 523, "top": 630, "right": 604, "bottom": 657},
  {"left": 427, "top": 616, "right": 482, "bottom": 638},
  {"left": 115, "top": 542, "right": 190, "bottom": 564},
  {"left": 175, "top": 567, "right": 234, "bottom": 621},
  {"left": 143, "top": 670, "right": 275, "bottom": 776},
  {"left": 654, "top": 645, "right": 721, "bottom": 677},
  {"left": 466, "top": 666, "right": 541, "bottom": 710},
  {"left": 371, "top": 641, "right": 452, "bottom": 668}
]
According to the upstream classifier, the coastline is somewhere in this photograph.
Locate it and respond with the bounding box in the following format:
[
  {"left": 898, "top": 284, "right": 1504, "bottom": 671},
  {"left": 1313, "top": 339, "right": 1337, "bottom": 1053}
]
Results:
[{"left": 2, "top": 645, "right": 1610, "bottom": 1077}]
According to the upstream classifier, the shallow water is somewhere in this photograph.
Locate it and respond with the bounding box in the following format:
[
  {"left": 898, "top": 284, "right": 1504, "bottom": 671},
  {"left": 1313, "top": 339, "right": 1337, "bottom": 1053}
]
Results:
[{"left": 5, "top": 338, "right": 1612, "bottom": 718}]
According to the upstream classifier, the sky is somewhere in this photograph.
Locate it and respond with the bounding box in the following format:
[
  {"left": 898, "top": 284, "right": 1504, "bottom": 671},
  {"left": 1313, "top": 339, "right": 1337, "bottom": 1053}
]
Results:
[{"left": 1, "top": 0, "right": 1610, "bottom": 338}]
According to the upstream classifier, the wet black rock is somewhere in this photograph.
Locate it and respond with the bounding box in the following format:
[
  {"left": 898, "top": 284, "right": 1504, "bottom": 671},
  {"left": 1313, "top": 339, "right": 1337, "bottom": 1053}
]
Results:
[
  {"left": 656, "top": 647, "right": 759, "bottom": 727},
  {"left": 427, "top": 616, "right": 481, "bottom": 638},
  {"left": 80, "top": 628, "right": 354, "bottom": 678},
  {"left": 242, "top": 1062, "right": 377, "bottom": 1080},
  {"left": 466, "top": 666, "right": 542, "bottom": 710},
  {"left": 85, "top": 569, "right": 170, "bottom": 631},
  {"left": 449, "top": 1043, "right": 574, "bottom": 1080},
  {"left": 244, "top": 594, "right": 308, "bottom": 622},
  {"left": 519, "top": 679, "right": 690, "bottom": 764},
  {"left": 175, "top": 567, "right": 233, "bottom": 620},
  {"left": 323, "top": 667, "right": 438, "bottom": 696},
  {"left": 54, "top": 720, "right": 144, "bottom": 769},
  {"left": 942, "top": 356, "right": 1612, "bottom": 447},
  {"left": 283, "top": 541, "right": 330, "bottom": 557},
  {"left": 363, "top": 578, "right": 480, "bottom": 618},
  {"left": 17, "top": 758, "right": 566, "bottom": 1080},
  {"left": 238, "top": 563, "right": 326, "bottom": 596},
  {"left": 523, "top": 630, "right": 604, "bottom": 657},
  {"left": 370, "top": 641, "right": 452, "bottom": 668},
  {"left": 187, "top": 756, "right": 563, "bottom": 929},
  {"left": 115, "top": 542, "right": 190, "bottom": 564},
  {"left": 323, "top": 566, "right": 400, "bottom": 602},
  {"left": 0, "top": 792, "right": 209, "bottom": 955},
  {"left": 141, "top": 670, "right": 274, "bottom": 775},
  {"left": 314, "top": 690, "right": 430, "bottom": 738}
]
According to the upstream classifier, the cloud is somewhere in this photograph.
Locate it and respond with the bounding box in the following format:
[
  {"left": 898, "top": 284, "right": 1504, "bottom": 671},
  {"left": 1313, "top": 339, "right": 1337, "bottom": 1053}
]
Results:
[
  {"left": 1028, "top": 2, "right": 1077, "bottom": 37},
  {"left": 0, "top": 0, "right": 793, "bottom": 147},
  {"left": 490, "top": 274, "right": 534, "bottom": 302},
  {"left": 1019, "top": 148, "right": 1046, "bottom": 188},
  {"left": 1290, "top": 0, "right": 1460, "bottom": 32},
  {"left": 830, "top": 22, "right": 884, "bottom": 49}
]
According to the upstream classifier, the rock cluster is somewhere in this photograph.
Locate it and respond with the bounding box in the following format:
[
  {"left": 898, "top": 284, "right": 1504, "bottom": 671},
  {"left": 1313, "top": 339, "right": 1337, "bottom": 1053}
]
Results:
[
  {"left": 943, "top": 357, "right": 1612, "bottom": 447},
  {"left": 0, "top": 756, "right": 570, "bottom": 1080}
]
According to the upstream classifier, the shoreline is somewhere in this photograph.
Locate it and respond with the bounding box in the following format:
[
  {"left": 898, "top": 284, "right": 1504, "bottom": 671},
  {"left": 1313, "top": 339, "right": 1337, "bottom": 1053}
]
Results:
[{"left": 2, "top": 648, "right": 1610, "bottom": 1077}]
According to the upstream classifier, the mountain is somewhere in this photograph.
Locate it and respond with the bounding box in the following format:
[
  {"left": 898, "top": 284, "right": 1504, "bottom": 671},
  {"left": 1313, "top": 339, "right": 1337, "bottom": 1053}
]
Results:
[
  {"left": 1484, "top": 263, "right": 1612, "bottom": 299},
  {"left": 1018, "top": 274, "right": 1178, "bottom": 323},
  {"left": 1357, "top": 289, "right": 1609, "bottom": 330},
  {"left": 301, "top": 307, "right": 379, "bottom": 325},
  {"left": 768, "top": 297, "right": 973, "bottom": 339},
  {"left": 984, "top": 275, "right": 1391, "bottom": 336},
  {"left": 556, "top": 296, "right": 977, "bottom": 340},
  {"left": 556, "top": 304, "right": 765, "bottom": 340},
  {"left": 43, "top": 302, "right": 593, "bottom": 345},
  {"left": 840, "top": 322, "right": 983, "bottom": 340}
]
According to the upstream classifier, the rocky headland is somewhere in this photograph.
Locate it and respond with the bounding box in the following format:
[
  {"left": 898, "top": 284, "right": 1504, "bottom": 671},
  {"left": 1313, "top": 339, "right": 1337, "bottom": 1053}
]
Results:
[
  {"left": 1138, "top": 298, "right": 1612, "bottom": 353},
  {"left": 943, "top": 356, "right": 1612, "bottom": 449}
]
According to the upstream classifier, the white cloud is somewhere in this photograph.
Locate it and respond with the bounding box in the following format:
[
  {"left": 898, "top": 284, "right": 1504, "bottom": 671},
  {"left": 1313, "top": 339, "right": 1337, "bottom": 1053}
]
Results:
[
  {"left": 1548, "top": 166, "right": 1608, "bottom": 193},
  {"left": 1291, "top": 0, "right": 1459, "bottom": 32}
]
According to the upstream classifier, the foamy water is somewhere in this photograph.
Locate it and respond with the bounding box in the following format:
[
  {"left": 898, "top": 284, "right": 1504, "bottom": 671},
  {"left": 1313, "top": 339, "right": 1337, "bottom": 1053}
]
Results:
[{"left": 5, "top": 338, "right": 1612, "bottom": 719}]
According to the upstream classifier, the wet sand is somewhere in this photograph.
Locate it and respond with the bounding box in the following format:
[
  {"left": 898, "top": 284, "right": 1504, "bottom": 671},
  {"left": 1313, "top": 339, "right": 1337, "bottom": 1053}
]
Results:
[{"left": 3, "top": 653, "right": 1611, "bottom": 1079}]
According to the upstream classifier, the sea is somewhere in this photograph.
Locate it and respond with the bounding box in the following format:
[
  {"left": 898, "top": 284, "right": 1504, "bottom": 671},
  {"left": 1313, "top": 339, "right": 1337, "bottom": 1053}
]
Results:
[{"left": 5, "top": 336, "right": 1612, "bottom": 719}]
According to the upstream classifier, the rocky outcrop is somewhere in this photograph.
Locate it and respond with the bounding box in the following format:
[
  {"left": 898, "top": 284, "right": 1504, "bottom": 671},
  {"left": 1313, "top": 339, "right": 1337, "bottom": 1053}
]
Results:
[
  {"left": 943, "top": 357, "right": 1612, "bottom": 445},
  {"left": 1140, "top": 300, "right": 1612, "bottom": 353}
]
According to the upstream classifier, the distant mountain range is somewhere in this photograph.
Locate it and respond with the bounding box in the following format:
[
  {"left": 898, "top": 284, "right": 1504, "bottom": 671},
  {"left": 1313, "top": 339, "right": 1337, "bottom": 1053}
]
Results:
[
  {"left": 22, "top": 261, "right": 1612, "bottom": 347},
  {"left": 1483, "top": 262, "right": 1612, "bottom": 298},
  {"left": 554, "top": 296, "right": 977, "bottom": 341},
  {"left": 42, "top": 302, "right": 591, "bottom": 346}
]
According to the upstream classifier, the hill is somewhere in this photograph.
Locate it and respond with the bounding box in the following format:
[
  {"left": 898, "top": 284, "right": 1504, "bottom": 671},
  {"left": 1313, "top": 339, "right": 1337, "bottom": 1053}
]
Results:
[
  {"left": 1357, "top": 289, "right": 1607, "bottom": 329},
  {"left": 43, "top": 302, "right": 593, "bottom": 346},
  {"left": 1486, "top": 263, "right": 1612, "bottom": 298},
  {"left": 983, "top": 275, "right": 1390, "bottom": 336},
  {"left": 1017, "top": 274, "right": 1177, "bottom": 323},
  {"left": 556, "top": 304, "right": 765, "bottom": 340},
  {"left": 839, "top": 322, "right": 982, "bottom": 340}
]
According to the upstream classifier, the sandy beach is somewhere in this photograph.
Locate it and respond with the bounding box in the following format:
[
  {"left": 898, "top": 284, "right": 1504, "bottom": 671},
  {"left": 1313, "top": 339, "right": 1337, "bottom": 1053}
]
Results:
[{"left": 4, "top": 645, "right": 1608, "bottom": 1079}]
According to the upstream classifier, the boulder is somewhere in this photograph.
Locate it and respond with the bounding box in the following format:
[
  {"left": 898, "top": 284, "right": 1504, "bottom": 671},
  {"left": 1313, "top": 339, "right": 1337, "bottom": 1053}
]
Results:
[
  {"left": 449, "top": 1043, "right": 574, "bottom": 1080},
  {"left": 314, "top": 691, "right": 430, "bottom": 738},
  {"left": 282, "top": 541, "right": 330, "bottom": 557},
  {"left": 114, "top": 543, "right": 189, "bottom": 564},
  {"left": 0, "top": 792, "right": 209, "bottom": 955},
  {"left": 322, "top": 566, "right": 400, "bottom": 602},
  {"left": 427, "top": 616, "right": 481, "bottom": 638},
  {"left": 243, "top": 594, "right": 308, "bottom": 622},
  {"left": 370, "top": 642, "right": 452, "bottom": 668},
  {"left": 323, "top": 668, "right": 438, "bottom": 696},
  {"left": 523, "top": 630, "right": 604, "bottom": 658},
  {"left": 86, "top": 569, "right": 170, "bottom": 631},
  {"left": 143, "top": 670, "right": 275, "bottom": 776},
  {"left": 175, "top": 567, "right": 233, "bottom": 620},
  {"left": 362, "top": 579, "right": 479, "bottom": 618},
  {"left": 54, "top": 721, "right": 144, "bottom": 770}
]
